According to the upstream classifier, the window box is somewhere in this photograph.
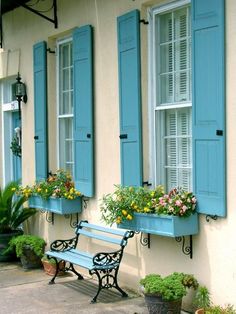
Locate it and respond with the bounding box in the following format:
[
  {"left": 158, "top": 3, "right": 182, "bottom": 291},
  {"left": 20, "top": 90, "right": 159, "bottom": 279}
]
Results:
[
  {"left": 29, "top": 196, "right": 82, "bottom": 215},
  {"left": 117, "top": 212, "right": 198, "bottom": 237}
]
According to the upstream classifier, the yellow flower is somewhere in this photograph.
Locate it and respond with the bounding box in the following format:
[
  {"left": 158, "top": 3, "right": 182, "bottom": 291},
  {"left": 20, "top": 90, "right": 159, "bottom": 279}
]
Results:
[
  {"left": 126, "top": 214, "right": 133, "bottom": 220},
  {"left": 122, "top": 209, "right": 127, "bottom": 216},
  {"left": 129, "top": 187, "right": 134, "bottom": 192},
  {"left": 116, "top": 216, "right": 122, "bottom": 224},
  {"left": 11, "top": 187, "right": 16, "bottom": 191},
  {"left": 144, "top": 207, "right": 150, "bottom": 213},
  {"left": 151, "top": 192, "right": 155, "bottom": 197}
]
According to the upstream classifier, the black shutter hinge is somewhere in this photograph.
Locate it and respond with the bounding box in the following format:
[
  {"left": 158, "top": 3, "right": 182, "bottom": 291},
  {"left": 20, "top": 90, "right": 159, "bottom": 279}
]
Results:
[
  {"left": 139, "top": 19, "right": 149, "bottom": 25},
  {"left": 47, "top": 48, "right": 55, "bottom": 54},
  {"left": 143, "top": 181, "right": 152, "bottom": 187}
]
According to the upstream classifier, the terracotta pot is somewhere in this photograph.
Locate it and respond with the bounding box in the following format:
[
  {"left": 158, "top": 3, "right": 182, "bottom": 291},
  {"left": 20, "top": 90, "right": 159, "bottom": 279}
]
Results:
[
  {"left": 195, "top": 309, "right": 204, "bottom": 314},
  {"left": 42, "top": 259, "right": 65, "bottom": 276}
]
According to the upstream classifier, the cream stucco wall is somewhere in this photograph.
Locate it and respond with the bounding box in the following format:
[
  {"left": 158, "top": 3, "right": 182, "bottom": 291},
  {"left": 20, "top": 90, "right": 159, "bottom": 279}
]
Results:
[{"left": 1, "top": 0, "right": 236, "bottom": 307}]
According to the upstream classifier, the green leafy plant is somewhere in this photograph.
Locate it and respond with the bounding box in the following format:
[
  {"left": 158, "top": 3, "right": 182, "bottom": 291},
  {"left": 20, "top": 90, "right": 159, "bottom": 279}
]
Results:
[
  {"left": 41, "top": 254, "right": 57, "bottom": 265},
  {"left": 8, "top": 235, "right": 46, "bottom": 258},
  {"left": 100, "top": 185, "right": 197, "bottom": 225},
  {"left": 17, "top": 169, "right": 82, "bottom": 200},
  {"left": 205, "top": 305, "right": 236, "bottom": 314},
  {"left": 0, "top": 181, "right": 36, "bottom": 234},
  {"left": 140, "top": 272, "right": 198, "bottom": 301},
  {"left": 194, "top": 286, "right": 211, "bottom": 310}
]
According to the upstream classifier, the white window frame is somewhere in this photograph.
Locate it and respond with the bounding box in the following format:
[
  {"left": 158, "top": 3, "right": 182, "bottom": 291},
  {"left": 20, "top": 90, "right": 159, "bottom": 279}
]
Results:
[
  {"left": 0, "top": 77, "right": 19, "bottom": 186},
  {"left": 56, "top": 36, "right": 74, "bottom": 175},
  {"left": 148, "top": 0, "right": 191, "bottom": 189}
]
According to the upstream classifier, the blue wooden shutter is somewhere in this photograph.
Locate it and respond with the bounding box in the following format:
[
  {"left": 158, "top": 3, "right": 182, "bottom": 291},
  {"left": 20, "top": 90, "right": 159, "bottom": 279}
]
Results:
[
  {"left": 117, "top": 10, "right": 143, "bottom": 187},
  {"left": 33, "top": 41, "right": 48, "bottom": 181},
  {"left": 192, "top": 0, "right": 226, "bottom": 216},
  {"left": 73, "top": 25, "right": 94, "bottom": 197}
]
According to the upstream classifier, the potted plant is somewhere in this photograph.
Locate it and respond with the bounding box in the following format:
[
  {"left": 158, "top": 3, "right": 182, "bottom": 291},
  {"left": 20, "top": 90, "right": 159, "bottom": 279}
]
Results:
[
  {"left": 140, "top": 272, "right": 198, "bottom": 314},
  {"left": 100, "top": 185, "right": 198, "bottom": 237},
  {"left": 8, "top": 235, "right": 46, "bottom": 269},
  {"left": 19, "top": 170, "right": 83, "bottom": 214},
  {"left": 41, "top": 255, "right": 65, "bottom": 276},
  {"left": 194, "top": 286, "right": 211, "bottom": 314},
  {"left": 205, "top": 305, "right": 236, "bottom": 314},
  {"left": 0, "top": 181, "right": 37, "bottom": 262}
]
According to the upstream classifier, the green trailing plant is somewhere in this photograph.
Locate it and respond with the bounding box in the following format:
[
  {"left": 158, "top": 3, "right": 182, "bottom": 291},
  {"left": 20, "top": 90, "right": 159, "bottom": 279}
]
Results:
[
  {"left": 140, "top": 272, "right": 198, "bottom": 301},
  {"left": 8, "top": 235, "right": 46, "bottom": 258},
  {"left": 194, "top": 285, "right": 211, "bottom": 310},
  {"left": 0, "top": 181, "right": 36, "bottom": 234}
]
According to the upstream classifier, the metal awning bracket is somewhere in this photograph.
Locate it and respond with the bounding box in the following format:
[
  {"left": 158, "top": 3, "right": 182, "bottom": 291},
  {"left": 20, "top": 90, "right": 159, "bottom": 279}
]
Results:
[{"left": 21, "top": 0, "right": 58, "bottom": 28}]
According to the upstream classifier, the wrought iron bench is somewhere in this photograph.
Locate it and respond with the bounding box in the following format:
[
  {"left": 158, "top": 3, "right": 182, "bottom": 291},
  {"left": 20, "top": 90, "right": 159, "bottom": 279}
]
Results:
[{"left": 45, "top": 220, "right": 134, "bottom": 303}]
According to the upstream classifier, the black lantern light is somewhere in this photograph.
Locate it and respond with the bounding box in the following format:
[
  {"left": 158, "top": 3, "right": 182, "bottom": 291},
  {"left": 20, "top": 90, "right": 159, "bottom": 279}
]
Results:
[{"left": 15, "top": 72, "right": 27, "bottom": 120}]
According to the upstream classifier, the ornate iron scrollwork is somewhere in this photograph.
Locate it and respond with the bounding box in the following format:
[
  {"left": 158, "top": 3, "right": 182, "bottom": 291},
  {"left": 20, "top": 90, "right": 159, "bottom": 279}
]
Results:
[
  {"left": 50, "top": 236, "right": 78, "bottom": 252},
  {"left": 63, "top": 213, "right": 79, "bottom": 228},
  {"left": 140, "top": 233, "right": 150, "bottom": 248},
  {"left": 175, "top": 235, "right": 193, "bottom": 259},
  {"left": 206, "top": 215, "right": 218, "bottom": 222}
]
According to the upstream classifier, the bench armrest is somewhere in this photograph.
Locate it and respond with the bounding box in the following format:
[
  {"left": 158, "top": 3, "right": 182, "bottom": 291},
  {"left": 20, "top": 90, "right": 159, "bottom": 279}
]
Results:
[
  {"left": 50, "top": 236, "right": 77, "bottom": 252},
  {"left": 93, "top": 250, "right": 122, "bottom": 268}
]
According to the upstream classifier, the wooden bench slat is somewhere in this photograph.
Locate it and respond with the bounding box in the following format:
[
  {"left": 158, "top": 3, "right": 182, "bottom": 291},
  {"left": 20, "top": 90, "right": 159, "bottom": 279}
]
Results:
[
  {"left": 79, "top": 221, "right": 128, "bottom": 237},
  {"left": 78, "top": 229, "right": 123, "bottom": 245},
  {"left": 46, "top": 250, "right": 94, "bottom": 269}
]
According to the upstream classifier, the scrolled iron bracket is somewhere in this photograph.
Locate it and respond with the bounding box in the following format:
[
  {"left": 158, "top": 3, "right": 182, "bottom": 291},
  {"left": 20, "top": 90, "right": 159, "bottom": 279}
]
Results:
[
  {"left": 46, "top": 212, "right": 54, "bottom": 225},
  {"left": 64, "top": 213, "right": 79, "bottom": 228},
  {"left": 175, "top": 235, "right": 193, "bottom": 259},
  {"left": 83, "top": 197, "right": 89, "bottom": 209},
  {"left": 206, "top": 215, "right": 218, "bottom": 222}
]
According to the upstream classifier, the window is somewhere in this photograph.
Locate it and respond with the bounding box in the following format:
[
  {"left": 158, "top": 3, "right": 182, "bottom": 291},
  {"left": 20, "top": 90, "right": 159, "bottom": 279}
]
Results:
[
  {"left": 57, "top": 39, "right": 74, "bottom": 175},
  {"left": 150, "top": 1, "right": 191, "bottom": 191}
]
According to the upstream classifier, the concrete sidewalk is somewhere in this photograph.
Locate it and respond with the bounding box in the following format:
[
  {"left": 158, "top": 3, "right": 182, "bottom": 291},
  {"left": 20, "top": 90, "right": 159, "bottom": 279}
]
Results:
[{"left": 0, "top": 262, "right": 148, "bottom": 314}]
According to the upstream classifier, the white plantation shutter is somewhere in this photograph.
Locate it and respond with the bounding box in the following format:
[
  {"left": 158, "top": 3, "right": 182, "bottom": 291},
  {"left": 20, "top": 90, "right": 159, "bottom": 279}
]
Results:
[
  {"left": 158, "top": 7, "right": 190, "bottom": 106},
  {"left": 164, "top": 108, "right": 191, "bottom": 191}
]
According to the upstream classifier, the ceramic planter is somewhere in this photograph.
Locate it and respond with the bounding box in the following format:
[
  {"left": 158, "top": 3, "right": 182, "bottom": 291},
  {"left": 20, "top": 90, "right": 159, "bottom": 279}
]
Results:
[
  {"left": 144, "top": 294, "right": 182, "bottom": 314},
  {"left": 117, "top": 212, "right": 198, "bottom": 237},
  {"left": 29, "top": 196, "right": 82, "bottom": 215},
  {"left": 20, "top": 245, "right": 43, "bottom": 269},
  {"left": 0, "top": 229, "right": 23, "bottom": 262}
]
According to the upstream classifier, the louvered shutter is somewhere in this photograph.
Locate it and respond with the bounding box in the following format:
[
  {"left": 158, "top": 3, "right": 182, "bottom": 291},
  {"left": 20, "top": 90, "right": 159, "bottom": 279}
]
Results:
[
  {"left": 192, "top": 0, "right": 226, "bottom": 216},
  {"left": 117, "top": 10, "right": 143, "bottom": 187},
  {"left": 33, "top": 41, "right": 48, "bottom": 181},
  {"left": 73, "top": 25, "right": 94, "bottom": 197}
]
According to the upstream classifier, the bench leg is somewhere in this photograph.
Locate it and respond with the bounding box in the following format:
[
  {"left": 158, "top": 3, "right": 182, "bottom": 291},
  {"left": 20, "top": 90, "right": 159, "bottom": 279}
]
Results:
[
  {"left": 48, "top": 257, "right": 60, "bottom": 285},
  {"left": 89, "top": 268, "right": 128, "bottom": 303},
  {"left": 69, "top": 263, "right": 84, "bottom": 280}
]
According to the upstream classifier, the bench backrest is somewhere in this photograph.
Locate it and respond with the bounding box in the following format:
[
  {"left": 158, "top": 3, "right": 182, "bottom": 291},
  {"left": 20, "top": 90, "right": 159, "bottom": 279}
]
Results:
[{"left": 76, "top": 220, "right": 134, "bottom": 248}]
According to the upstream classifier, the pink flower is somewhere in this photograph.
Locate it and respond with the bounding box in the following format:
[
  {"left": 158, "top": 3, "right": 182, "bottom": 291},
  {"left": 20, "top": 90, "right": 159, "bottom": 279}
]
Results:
[{"left": 175, "top": 200, "right": 182, "bottom": 207}]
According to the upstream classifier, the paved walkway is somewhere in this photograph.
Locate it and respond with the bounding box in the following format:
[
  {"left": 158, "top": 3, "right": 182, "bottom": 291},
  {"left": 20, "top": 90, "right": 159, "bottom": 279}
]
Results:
[{"left": 0, "top": 262, "right": 148, "bottom": 314}]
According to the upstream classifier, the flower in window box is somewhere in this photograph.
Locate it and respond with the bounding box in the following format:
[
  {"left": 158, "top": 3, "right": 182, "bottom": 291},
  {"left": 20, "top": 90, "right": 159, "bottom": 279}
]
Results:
[
  {"left": 17, "top": 169, "right": 82, "bottom": 200},
  {"left": 100, "top": 185, "right": 197, "bottom": 225}
]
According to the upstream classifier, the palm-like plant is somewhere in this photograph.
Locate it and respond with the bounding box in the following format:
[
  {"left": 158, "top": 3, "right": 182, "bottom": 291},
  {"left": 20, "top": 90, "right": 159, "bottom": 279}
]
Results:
[{"left": 0, "top": 181, "right": 36, "bottom": 234}]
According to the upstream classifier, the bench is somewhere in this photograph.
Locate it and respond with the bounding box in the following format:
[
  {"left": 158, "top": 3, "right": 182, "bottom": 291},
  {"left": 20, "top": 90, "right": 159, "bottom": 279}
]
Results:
[{"left": 45, "top": 220, "right": 134, "bottom": 303}]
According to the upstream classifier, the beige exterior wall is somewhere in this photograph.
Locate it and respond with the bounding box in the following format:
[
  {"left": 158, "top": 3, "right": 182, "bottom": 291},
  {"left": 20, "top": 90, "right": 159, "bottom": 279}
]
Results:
[{"left": 1, "top": 0, "right": 236, "bottom": 306}]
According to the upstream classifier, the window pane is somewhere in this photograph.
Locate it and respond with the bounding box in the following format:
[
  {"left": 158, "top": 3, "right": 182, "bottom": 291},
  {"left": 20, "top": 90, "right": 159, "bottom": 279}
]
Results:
[
  {"left": 157, "top": 6, "right": 191, "bottom": 106},
  {"left": 59, "top": 117, "right": 73, "bottom": 174},
  {"left": 58, "top": 39, "right": 74, "bottom": 175},
  {"left": 161, "top": 107, "right": 192, "bottom": 191}
]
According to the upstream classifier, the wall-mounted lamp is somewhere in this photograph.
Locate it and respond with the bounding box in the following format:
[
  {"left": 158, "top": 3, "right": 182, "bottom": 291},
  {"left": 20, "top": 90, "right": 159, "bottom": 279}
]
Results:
[{"left": 15, "top": 72, "right": 27, "bottom": 120}]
